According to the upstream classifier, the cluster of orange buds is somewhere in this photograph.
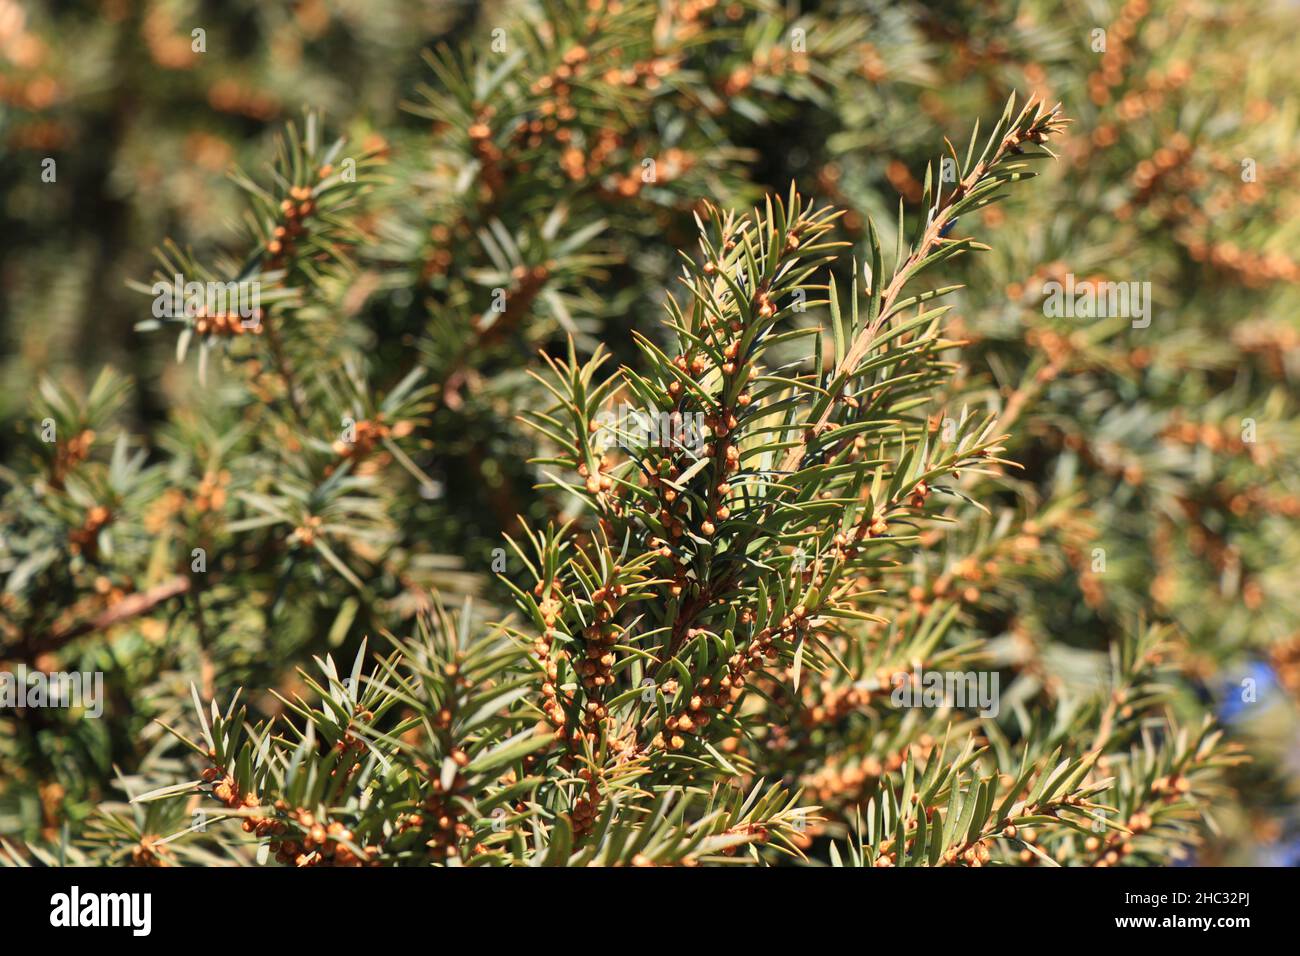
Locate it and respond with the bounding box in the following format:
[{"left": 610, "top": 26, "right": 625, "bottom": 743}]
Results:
[
  {"left": 193, "top": 469, "right": 230, "bottom": 513},
  {"left": 50, "top": 427, "right": 94, "bottom": 488},
  {"left": 1117, "top": 133, "right": 1193, "bottom": 216},
  {"left": 753, "top": 45, "right": 810, "bottom": 79},
  {"left": 1150, "top": 161, "right": 1219, "bottom": 220},
  {"left": 704, "top": 439, "right": 742, "bottom": 536},
  {"left": 824, "top": 529, "right": 858, "bottom": 572},
  {"left": 536, "top": 628, "right": 569, "bottom": 729},
  {"left": 949, "top": 30, "right": 1013, "bottom": 75},
  {"left": 1183, "top": 521, "right": 1249, "bottom": 590},
  {"left": 801, "top": 678, "right": 871, "bottom": 728},
  {"left": 138, "top": 6, "right": 198, "bottom": 69},
  {"left": 651, "top": 676, "right": 723, "bottom": 753},
  {"left": 600, "top": 54, "right": 678, "bottom": 90},
  {"left": 521, "top": 44, "right": 589, "bottom": 136},
  {"left": 603, "top": 147, "right": 693, "bottom": 199},
  {"left": 269, "top": 806, "right": 374, "bottom": 867},
  {"left": 335, "top": 704, "right": 374, "bottom": 757},
  {"left": 395, "top": 809, "right": 424, "bottom": 835},
  {"left": 1160, "top": 418, "right": 1256, "bottom": 456},
  {"left": 290, "top": 514, "right": 323, "bottom": 547},
  {"left": 571, "top": 766, "right": 602, "bottom": 836},
  {"left": 804, "top": 754, "right": 884, "bottom": 807},
  {"left": 423, "top": 222, "right": 456, "bottom": 278},
  {"left": 854, "top": 42, "right": 887, "bottom": 83},
  {"left": 516, "top": 59, "right": 591, "bottom": 170},
  {"left": 604, "top": 714, "right": 640, "bottom": 761},
  {"left": 1003, "top": 515, "right": 1047, "bottom": 560},
  {"left": 531, "top": 44, "right": 589, "bottom": 96},
  {"left": 200, "top": 756, "right": 278, "bottom": 842},
  {"left": 191, "top": 306, "right": 263, "bottom": 338},
  {"left": 655, "top": 146, "right": 693, "bottom": 183},
  {"left": 0, "top": 0, "right": 45, "bottom": 71},
  {"left": 1077, "top": 563, "right": 1107, "bottom": 610},
  {"left": 565, "top": 706, "right": 610, "bottom": 762},
  {"left": 534, "top": 576, "right": 563, "bottom": 627},
  {"left": 514, "top": 260, "right": 552, "bottom": 297},
  {"left": 735, "top": 603, "right": 813, "bottom": 686},
  {"left": 266, "top": 183, "right": 318, "bottom": 268},
  {"left": 1120, "top": 53, "right": 1193, "bottom": 112},
  {"left": 1023, "top": 326, "right": 1079, "bottom": 380},
  {"left": 643, "top": 457, "right": 692, "bottom": 547},
  {"left": 675, "top": 280, "right": 751, "bottom": 457},
  {"left": 1084, "top": 0, "right": 1152, "bottom": 107},
  {"left": 940, "top": 834, "right": 997, "bottom": 867},
  {"left": 1087, "top": 62, "right": 1191, "bottom": 153},
  {"left": 717, "top": 821, "right": 774, "bottom": 858},
  {"left": 201, "top": 762, "right": 246, "bottom": 806},
  {"left": 143, "top": 488, "right": 184, "bottom": 535},
  {"left": 331, "top": 417, "right": 412, "bottom": 471},
  {"left": 663, "top": 0, "right": 724, "bottom": 42},
  {"left": 954, "top": 553, "right": 1000, "bottom": 587},
  {"left": 1083, "top": 811, "right": 1151, "bottom": 867},
  {"left": 898, "top": 577, "right": 948, "bottom": 619},
  {"left": 514, "top": 119, "right": 575, "bottom": 179},
  {"left": 466, "top": 107, "right": 504, "bottom": 197},
  {"left": 207, "top": 78, "right": 278, "bottom": 120},
  {"left": 719, "top": 62, "right": 753, "bottom": 98},
  {"left": 68, "top": 505, "right": 112, "bottom": 556},
  {"left": 650, "top": 606, "right": 811, "bottom": 749},
  {"left": 130, "top": 834, "right": 171, "bottom": 867},
  {"left": 576, "top": 574, "right": 625, "bottom": 691},
  {"left": 1150, "top": 774, "right": 1191, "bottom": 801},
  {"left": 518, "top": 111, "right": 572, "bottom": 155},
  {"left": 0, "top": 74, "right": 60, "bottom": 112},
  {"left": 908, "top": 480, "right": 929, "bottom": 510},
  {"left": 1178, "top": 227, "right": 1300, "bottom": 287},
  {"left": 559, "top": 127, "right": 623, "bottom": 181},
  {"left": 847, "top": 504, "right": 889, "bottom": 550},
  {"left": 936, "top": 560, "right": 990, "bottom": 607},
  {"left": 1205, "top": 151, "right": 1272, "bottom": 207},
  {"left": 422, "top": 771, "right": 473, "bottom": 860},
  {"left": 578, "top": 453, "right": 615, "bottom": 497}
]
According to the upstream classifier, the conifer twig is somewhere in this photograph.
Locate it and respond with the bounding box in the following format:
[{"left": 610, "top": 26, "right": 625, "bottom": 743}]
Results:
[
  {"left": 30, "top": 575, "right": 192, "bottom": 657},
  {"left": 780, "top": 95, "right": 1066, "bottom": 476}
]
